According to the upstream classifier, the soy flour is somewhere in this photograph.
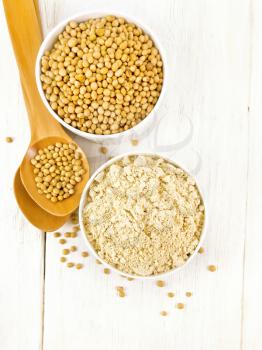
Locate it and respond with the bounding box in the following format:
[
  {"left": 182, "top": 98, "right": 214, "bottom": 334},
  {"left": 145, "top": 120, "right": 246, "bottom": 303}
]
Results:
[{"left": 83, "top": 155, "right": 205, "bottom": 276}]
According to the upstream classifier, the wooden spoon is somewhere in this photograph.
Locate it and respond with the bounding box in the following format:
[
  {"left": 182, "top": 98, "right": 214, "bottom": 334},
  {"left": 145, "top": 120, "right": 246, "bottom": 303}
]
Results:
[
  {"left": 3, "top": 0, "right": 89, "bottom": 217},
  {"left": 12, "top": 0, "right": 69, "bottom": 231}
]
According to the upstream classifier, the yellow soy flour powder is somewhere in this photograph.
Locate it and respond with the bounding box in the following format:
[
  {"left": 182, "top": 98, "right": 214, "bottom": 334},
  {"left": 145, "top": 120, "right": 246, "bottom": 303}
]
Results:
[{"left": 83, "top": 155, "right": 205, "bottom": 276}]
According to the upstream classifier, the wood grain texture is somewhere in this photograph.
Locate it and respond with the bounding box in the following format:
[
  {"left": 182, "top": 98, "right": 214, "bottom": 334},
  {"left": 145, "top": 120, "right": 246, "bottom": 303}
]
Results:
[
  {"left": 242, "top": 1, "right": 262, "bottom": 349},
  {"left": 1, "top": 0, "right": 262, "bottom": 349}
]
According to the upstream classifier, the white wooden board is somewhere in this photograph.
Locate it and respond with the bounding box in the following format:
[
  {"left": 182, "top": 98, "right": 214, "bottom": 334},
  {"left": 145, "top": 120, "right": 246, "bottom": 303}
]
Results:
[{"left": 0, "top": 0, "right": 262, "bottom": 349}]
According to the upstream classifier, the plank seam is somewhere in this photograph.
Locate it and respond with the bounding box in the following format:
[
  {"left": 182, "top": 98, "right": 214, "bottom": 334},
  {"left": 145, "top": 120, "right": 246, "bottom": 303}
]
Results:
[
  {"left": 40, "top": 233, "right": 47, "bottom": 350},
  {"left": 240, "top": 0, "right": 254, "bottom": 349}
]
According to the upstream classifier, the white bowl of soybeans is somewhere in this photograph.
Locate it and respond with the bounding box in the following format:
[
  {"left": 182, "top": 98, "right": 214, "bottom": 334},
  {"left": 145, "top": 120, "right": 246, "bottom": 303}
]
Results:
[
  {"left": 36, "top": 12, "right": 167, "bottom": 143},
  {"left": 79, "top": 152, "right": 207, "bottom": 280}
]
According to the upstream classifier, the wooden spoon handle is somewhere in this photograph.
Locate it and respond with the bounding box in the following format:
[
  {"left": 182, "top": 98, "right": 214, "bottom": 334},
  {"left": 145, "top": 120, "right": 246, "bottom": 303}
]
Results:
[
  {"left": 3, "top": 0, "right": 68, "bottom": 142},
  {"left": 33, "top": 0, "right": 42, "bottom": 35}
]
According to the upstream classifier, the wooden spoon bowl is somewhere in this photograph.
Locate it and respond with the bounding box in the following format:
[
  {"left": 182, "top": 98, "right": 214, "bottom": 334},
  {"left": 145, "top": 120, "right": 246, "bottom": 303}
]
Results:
[{"left": 20, "top": 136, "right": 89, "bottom": 216}]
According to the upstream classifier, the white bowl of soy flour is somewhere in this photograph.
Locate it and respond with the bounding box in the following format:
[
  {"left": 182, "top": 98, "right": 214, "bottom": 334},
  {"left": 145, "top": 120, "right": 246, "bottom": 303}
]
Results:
[{"left": 79, "top": 153, "right": 206, "bottom": 279}]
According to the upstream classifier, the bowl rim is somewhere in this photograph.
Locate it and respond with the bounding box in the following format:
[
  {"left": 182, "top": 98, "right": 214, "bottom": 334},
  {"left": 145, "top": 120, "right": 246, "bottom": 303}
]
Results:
[
  {"left": 79, "top": 152, "right": 207, "bottom": 280},
  {"left": 35, "top": 10, "right": 168, "bottom": 141}
]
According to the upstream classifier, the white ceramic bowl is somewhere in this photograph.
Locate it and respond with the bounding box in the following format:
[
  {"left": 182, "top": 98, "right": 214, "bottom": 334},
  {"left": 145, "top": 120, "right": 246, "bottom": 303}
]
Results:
[
  {"left": 79, "top": 152, "right": 207, "bottom": 280},
  {"left": 35, "top": 11, "right": 167, "bottom": 143}
]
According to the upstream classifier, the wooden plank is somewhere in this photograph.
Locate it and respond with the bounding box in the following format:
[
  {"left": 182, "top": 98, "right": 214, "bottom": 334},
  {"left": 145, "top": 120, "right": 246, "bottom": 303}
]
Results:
[
  {"left": 242, "top": 0, "right": 262, "bottom": 349},
  {"left": 40, "top": 0, "right": 250, "bottom": 349},
  {"left": 0, "top": 2, "right": 45, "bottom": 350}
]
